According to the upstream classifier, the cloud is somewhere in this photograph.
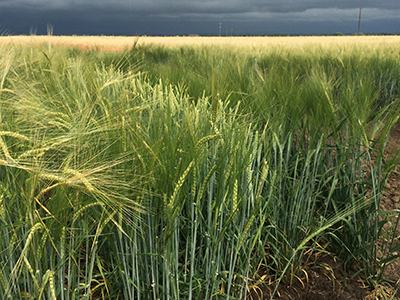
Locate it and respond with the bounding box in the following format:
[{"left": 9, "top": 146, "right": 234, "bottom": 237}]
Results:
[
  {"left": 4, "top": 0, "right": 400, "bottom": 14},
  {"left": 85, "top": 1, "right": 400, "bottom": 26},
  {"left": 0, "top": 0, "right": 398, "bottom": 35}
]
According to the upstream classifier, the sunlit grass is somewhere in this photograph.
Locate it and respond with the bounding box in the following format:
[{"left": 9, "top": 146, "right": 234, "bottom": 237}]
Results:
[{"left": 0, "top": 41, "right": 399, "bottom": 299}]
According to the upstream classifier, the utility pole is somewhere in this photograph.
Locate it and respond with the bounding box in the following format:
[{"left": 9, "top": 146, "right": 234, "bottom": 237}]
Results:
[
  {"left": 358, "top": 8, "right": 362, "bottom": 35},
  {"left": 219, "top": 23, "right": 222, "bottom": 36}
]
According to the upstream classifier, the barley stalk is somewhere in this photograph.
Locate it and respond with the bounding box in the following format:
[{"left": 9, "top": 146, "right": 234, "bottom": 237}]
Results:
[
  {"left": 0, "top": 137, "right": 13, "bottom": 162},
  {"left": 17, "top": 148, "right": 49, "bottom": 160},
  {"left": 72, "top": 202, "right": 104, "bottom": 222},
  {"left": 237, "top": 215, "right": 255, "bottom": 252},
  {"left": 94, "top": 210, "right": 117, "bottom": 248},
  {"left": 212, "top": 93, "right": 219, "bottom": 123},
  {"left": 0, "top": 267, "right": 7, "bottom": 292},
  {"left": 170, "top": 161, "right": 194, "bottom": 205},
  {"left": 60, "top": 226, "right": 65, "bottom": 260},
  {"left": 49, "top": 270, "right": 56, "bottom": 300},
  {"left": 232, "top": 179, "right": 238, "bottom": 213},
  {"left": 0, "top": 131, "right": 29, "bottom": 141},
  {"left": 23, "top": 256, "right": 40, "bottom": 291},
  {"left": 38, "top": 173, "right": 65, "bottom": 183},
  {"left": 24, "top": 223, "right": 44, "bottom": 255},
  {"left": 196, "top": 164, "right": 218, "bottom": 205},
  {"left": 35, "top": 183, "right": 62, "bottom": 200},
  {"left": 195, "top": 134, "right": 221, "bottom": 152},
  {"left": 36, "top": 231, "right": 48, "bottom": 260},
  {"left": 0, "top": 193, "right": 4, "bottom": 219},
  {"left": 121, "top": 115, "right": 127, "bottom": 152},
  {"left": 64, "top": 168, "right": 95, "bottom": 192}
]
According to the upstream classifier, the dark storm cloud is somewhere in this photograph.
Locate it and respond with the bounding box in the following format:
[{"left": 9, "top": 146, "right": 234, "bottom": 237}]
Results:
[
  {"left": 4, "top": 0, "right": 400, "bottom": 15},
  {"left": 0, "top": 0, "right": 399, "bottom": 35}
]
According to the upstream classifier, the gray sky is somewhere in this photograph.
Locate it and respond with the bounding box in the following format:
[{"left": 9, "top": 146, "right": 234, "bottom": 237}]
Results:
[{"left": 0, "top": 1, "right": 399, "bottom": 36}]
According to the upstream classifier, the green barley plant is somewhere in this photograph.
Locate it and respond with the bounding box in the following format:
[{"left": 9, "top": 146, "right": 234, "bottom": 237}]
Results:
[
  {"left": 104, "top": 80, "right": 270, "bottom": 299},
  {"left": 249, "top": 55, "right": 400, "bottom": 288},
  {"left": 0, "top": 40, "right": 399, "bottom": 300},
  {"left": 0, "top": 46, "right": 145, "bottom": 299}
]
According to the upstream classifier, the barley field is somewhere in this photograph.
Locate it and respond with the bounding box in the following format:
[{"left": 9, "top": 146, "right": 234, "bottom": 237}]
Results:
[
  {"left": 0, "top": 36, "right": 399, "bottom": 299},
  {"left": 2, "top": 35, "right": 400, "bottom": 51}
]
